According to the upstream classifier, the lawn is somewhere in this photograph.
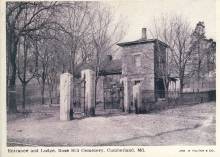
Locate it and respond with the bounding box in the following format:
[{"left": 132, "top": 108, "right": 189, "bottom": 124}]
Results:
[{"left": 7, "top": 102, "right": 216, "bottom": 146}]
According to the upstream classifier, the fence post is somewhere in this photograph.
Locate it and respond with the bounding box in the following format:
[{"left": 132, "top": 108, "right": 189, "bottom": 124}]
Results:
[
  {"left": 60, "top": 73, "right": 73, "bottom": 121},
  {"left": 83, "top": 79, "right": 86, "bottom": 114},
  {"left": 133, "top": 84, "right": 142, "bottom": 114}
]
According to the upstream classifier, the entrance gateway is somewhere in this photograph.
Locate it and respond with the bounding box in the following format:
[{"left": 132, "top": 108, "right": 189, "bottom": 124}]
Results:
[
  {"left": 72, "top": 75, "right": 125, "bottom": 117},
  {"left": 60, "top": 28, "right": 171, "bottom": 120},
  {"left": 102, "top": 79, "right": 124, "bottom": 111},
  {"left": 60, "top": 69, "right": 125, "bottom": 119}
]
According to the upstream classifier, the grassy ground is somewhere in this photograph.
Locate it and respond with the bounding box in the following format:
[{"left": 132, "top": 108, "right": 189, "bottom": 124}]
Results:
[{"left": 7, "top": 102, "right": 215, "bottom": 146}]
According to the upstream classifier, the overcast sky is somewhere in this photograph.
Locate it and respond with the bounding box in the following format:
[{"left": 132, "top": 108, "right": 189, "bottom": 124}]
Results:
[{"left": 105, "top": 0, "right": 216, "bottom": 42}]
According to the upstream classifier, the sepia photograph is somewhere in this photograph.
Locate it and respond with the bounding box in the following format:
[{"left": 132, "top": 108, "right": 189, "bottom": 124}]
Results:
[{"left": 4, "top": 0, "right": 216, "bottom": 148}]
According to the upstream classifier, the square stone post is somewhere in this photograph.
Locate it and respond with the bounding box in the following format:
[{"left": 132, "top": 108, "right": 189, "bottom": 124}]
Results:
[
  {"left": 60, "top": 73, "right": 73, "bottom": 121},
  {"left": 81, "top": 69, "right": 95, "bottom": 116},
  {"left": 133, "top": 84, "right": 143, "bottom": 114},
  {"left": 123, "top": 77, "right": 130, "bottom": 112}
]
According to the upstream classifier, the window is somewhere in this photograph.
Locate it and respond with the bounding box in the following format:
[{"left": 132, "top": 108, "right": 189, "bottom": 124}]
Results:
[{"left": 134, "top": 54, "right": 141, "bottom": 67}]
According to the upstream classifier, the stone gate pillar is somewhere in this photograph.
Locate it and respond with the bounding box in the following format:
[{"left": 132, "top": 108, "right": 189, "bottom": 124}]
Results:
[
  {"left": 122, "top": 77, "right": 130, "bottom": 112},
  {"left": 60, "top": 73, "right": 73, "bottom": 121},
  {"left": 81, "top": 69, "right": 95, "bottom": 116},
  {"left": 133, "top": 84, "right": 143, "bottom": 114}
]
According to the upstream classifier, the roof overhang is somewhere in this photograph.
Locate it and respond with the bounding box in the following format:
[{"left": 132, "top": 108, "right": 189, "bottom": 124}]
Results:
[{"left": 117, "top": 39, "right": 169, "bottom": 48}]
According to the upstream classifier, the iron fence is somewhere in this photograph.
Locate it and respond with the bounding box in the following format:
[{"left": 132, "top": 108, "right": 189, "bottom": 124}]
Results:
[
  {"left": 141, "top": 90, "right": 216, "bottom": 112},
  {"left": 12, "top": 84, "right": 59, "bottom": 112},
  {"left": 71, "top": 78, "right": 86, "bottom": 118}
]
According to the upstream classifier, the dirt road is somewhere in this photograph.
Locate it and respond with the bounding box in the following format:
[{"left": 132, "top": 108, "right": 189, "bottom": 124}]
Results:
[{"left": 7, "top": 102, "right": 215, "bottom": 146}]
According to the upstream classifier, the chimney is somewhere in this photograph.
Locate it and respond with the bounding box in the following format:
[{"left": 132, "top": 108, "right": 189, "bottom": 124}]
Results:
[{"left": 142, "top": 28, "right": 147, "bottom": 39}]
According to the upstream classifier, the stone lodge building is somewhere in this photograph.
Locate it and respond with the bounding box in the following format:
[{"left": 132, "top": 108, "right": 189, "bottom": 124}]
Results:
[
  {"left": 86, "top": 28, "right": 170, "bottom": 113},
  {"left": 60, "top": 27, "right": 215, "bottom": 118},
  {"left": 117, "top": 28, "right": 169, "bottom": 102},
  {"left": 69, "top": 28, "right": 171, "bottom": 114}
]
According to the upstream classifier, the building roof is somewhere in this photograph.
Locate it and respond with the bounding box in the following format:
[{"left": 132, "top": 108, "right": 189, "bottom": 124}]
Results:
[
  {"left": 117, "top": 39, "right": 169, "bottom": 47},
  {"left": 74, "top": 57, "right": 122, "bottom": 78},
  {"left": 100, "top": 59, "right": 122, "bottom": 75}
]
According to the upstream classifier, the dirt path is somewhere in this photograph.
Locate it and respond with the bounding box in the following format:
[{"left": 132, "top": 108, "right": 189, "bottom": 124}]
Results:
[{"left": 7, "top": 102, "right": 215, "bottom": 146}]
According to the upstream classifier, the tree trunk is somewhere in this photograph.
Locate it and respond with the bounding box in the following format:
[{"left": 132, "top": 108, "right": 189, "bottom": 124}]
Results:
[
  {"left": 49, "top": 85, "right": 53, "bottom": 105},
  {"left": 179, "top": 78, "right": 184, "bottom": 93},
  {"left": 22, "top": 83, "right": 26, "bottom": 111},
  {"left": 197, "top": 60, "right": 201, "bottom": 90},
  {"left": 8, "top": 35, "right": 18, "bottom": 113},
  {"left": 8, "top": 85, "right": 17, "bottom": 113},
  {"left": 41, "top": 80, "right": 45, "bottom": 105},
  {"left": 94, "top": 77, "right": 98, "bottom": 108},
  {"left": 164, "top": 86, "right": 168, "bottom": 100},
  {"left": 48, "top": 89, "right": 52, "bottom": 105}
]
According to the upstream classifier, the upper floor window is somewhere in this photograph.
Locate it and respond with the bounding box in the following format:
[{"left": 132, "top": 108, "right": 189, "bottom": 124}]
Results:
[{"left": 134, "top": 54, "right": 141, "bottom": 67}]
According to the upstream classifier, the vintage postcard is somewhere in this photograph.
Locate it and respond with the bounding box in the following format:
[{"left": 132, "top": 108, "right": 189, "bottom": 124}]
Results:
[{"left": 0, "top": 0, "right": 218, "bottom": 156}]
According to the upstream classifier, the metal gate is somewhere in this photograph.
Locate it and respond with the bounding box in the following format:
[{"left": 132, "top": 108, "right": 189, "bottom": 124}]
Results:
[
  {"left": 71, "top": 78, "right": 86, "bottom": 118},
  {"left": 103, "top": 82, "right": 124, "bottom": 110}
]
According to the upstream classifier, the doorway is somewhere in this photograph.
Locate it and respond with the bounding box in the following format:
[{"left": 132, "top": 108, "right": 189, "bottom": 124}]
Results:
[{"left": 156, "top": 78, "right": 165, "bottom": 98}]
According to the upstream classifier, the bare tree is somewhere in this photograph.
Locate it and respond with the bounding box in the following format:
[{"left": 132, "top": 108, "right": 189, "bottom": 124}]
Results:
[
  {"left": 31, "top": 23, "right": 63, "bottom": 105},
  {"left": 7, "top": 2, "right": 26, "bottom": 112},
  {"left": 17, "top": 35, "right": 38, "bottom": 110},
  {"left": 6, "top": 1, "right": 63, "bottom": 112},
  {"left": 34, "top": 29, "right": 65, "bottom": 105},
  {"left": 7, "top": 1, "right": 125, "bottom": 112},
  {"left": 151, "top": 15, "right": 192, "bottom": 93},
  {"left": 190, "top": 22, "right": 208, "bottom": 89},
  {"left": 90, "top": 3, "right": 125, "bottom": 107},
  {"left": 55, "top": 2, "right": 93, "bottom": 73},
  {"left": 43, "top": 39, "right": 62, "bottom": 105},
  {"left": 35, "top": 40, "right": 50, "bottom": 105},
  {"left": 47, "top": 62, "right": 60, "bottom": 105}
]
